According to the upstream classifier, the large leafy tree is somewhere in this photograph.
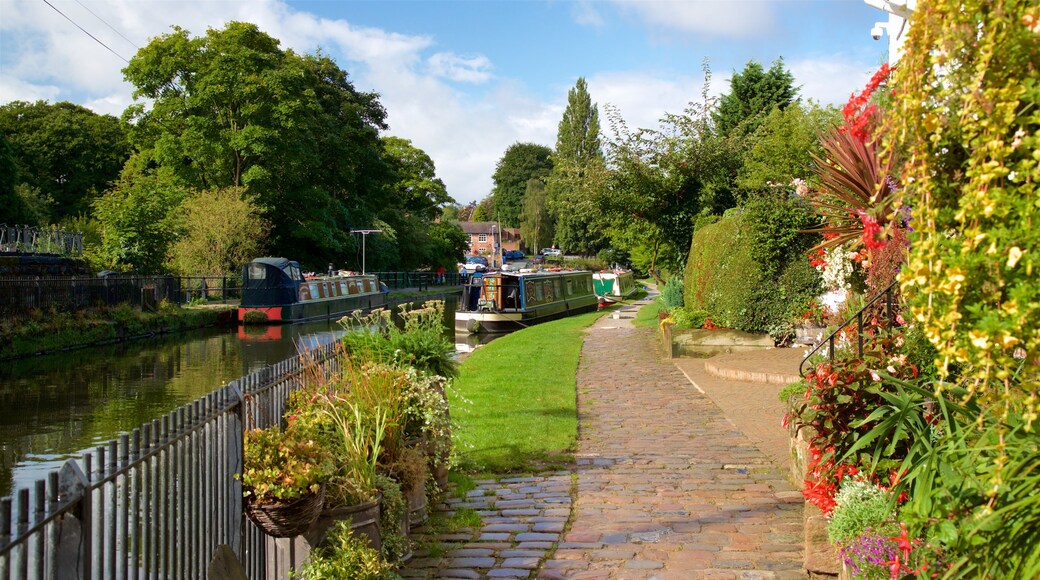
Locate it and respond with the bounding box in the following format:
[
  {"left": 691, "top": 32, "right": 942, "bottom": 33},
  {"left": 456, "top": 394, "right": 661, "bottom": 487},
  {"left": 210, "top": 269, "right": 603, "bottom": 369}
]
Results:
[
  {"left": 121, "top": 22, "right": 390, "bottom": 269},
  {"left": 0, "top": 101, "right": 129, "bottom": 221},
  {"left": 713, "top": 59, "right": 798, "bottom": 137},
  {"left": 737, "top": 101, "right": 840, "bottom": 196},
  {"left": 168, "top": 186, "right": 270, "bottom": 275},
  {"left": 490, "top": 143, "right": 553, "bottom": 227},
  {"left": 93, "top": 170, "right": 187, "bottom": 273},
  {"left": 519, "top": 178, "right": 552, "bottom": 252},
  {"left": 548, "top": 77, "right": 606, "bottom": 255}
]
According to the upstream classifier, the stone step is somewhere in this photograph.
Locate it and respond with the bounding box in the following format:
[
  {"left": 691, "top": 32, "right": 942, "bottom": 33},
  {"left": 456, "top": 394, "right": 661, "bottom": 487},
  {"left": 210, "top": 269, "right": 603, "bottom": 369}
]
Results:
[{"left": 702, "top": 348, "right": 805, "bottom": 386}]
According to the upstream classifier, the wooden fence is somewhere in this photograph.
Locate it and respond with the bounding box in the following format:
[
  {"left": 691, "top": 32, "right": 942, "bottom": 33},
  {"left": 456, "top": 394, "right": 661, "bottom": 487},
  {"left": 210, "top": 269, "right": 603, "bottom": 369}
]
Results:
[{"left": 0, "top": 343, "right": 339, "bottom": 579}]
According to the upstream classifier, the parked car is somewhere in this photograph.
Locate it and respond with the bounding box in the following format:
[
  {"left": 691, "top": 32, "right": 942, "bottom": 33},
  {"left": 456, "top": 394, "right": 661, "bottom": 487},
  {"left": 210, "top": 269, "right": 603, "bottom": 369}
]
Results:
[
  {"left": 461, "top": 256, "right": 489, "bottom": 273},
  {"left": 502, "top": 250, "right": 525, "bottom": 261},
  {"left": 541, "top": 248, "right": 562, "bottom": 257}
]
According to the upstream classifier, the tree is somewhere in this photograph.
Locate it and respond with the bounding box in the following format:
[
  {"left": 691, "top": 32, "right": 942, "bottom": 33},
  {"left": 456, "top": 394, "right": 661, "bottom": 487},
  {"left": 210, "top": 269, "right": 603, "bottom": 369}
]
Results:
[
  {"left": 548, "top": 77, "right": 607, "bottom": 255},
  {"left": 519, "top": 178, "right": 552, "bottom": 252},
  {"left": 93, "top": 170, "right": 187, "bottom": 273},
  {"left": 0, "top": 132, "right": 32, "bottom": 224},
  {"left": 713, "top": 59, "right": 798, "bottom": 137},
  {"left": 380, "top": 136, "right": 453, "bottom": 221},
  {"left": 121, "top": 22, "right": 390, "bottom": 269},
  {"left": 471, "top": 197, "right": 493, "bottom": 222},
  {"left": 736, "top": 101, "right": 840, "bottom": 196},
  {"left": 424, "top": 221, "right": 469, "bottom": 270},
  {"left": 0, "top": 101, "right": 129, "bottom": 221},
  {"left": 490, "top": 143, "right": 553, "bottom": 227},
  {"left": 168, "top": 186, "right": 270, "bottom": 275}
]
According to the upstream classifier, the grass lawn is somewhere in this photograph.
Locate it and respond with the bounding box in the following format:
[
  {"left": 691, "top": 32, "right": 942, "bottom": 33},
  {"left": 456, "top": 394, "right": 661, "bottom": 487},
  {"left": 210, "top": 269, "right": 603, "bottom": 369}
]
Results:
[
  {"left": 450, "top": 310, "right": 604, "bottom": 474},
  {"left": 633, "top": 295, "right": 665, "bottom": 329}
]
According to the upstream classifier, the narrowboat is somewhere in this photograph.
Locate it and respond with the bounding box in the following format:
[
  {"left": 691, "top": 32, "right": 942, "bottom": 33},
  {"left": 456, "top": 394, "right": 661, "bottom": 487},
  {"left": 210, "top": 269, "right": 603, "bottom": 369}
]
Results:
[
  {"left": 592, "top": 269, "right": 637, "bottom": 304},
  {"left": 456, "top": 270, "right": 598, "bottom": 334},
  {"left": 238, "top": 257, "right": 389, "bottom": 323}
]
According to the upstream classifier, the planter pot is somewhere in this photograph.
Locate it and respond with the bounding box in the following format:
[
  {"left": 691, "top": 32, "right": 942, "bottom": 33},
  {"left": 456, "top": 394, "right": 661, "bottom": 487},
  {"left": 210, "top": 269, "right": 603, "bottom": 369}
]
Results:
[
  {"left": 406, "top": 481, "right": 428, "bottom": 529},
  {"left": 306, "top": 495, "right": 382, "bottom": 553},
  {"left": 245, "top": 485, "right": 325, "bottom": 538},
  {"left": 794, "top": 325, "right": 826, "bottom": 345}
]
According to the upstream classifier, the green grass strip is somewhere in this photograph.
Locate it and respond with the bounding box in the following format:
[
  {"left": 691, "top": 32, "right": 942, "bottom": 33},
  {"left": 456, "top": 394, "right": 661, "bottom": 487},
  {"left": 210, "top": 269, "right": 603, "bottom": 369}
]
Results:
[{"left": 450, "top": 310, "right": 603, "bottom": 474}]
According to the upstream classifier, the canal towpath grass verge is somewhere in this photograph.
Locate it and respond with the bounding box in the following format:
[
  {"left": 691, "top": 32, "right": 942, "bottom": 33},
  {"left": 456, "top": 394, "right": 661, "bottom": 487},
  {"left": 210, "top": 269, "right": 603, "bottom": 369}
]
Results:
[{"left": 449, "top": 309, "right": 606, "bottom": 475}]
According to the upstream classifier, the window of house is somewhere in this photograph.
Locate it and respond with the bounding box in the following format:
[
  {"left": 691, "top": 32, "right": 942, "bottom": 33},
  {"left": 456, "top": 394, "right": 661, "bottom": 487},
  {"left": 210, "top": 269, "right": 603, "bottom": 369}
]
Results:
[{"left": 478, "top": 234, "right": 487, "bottom": 242}]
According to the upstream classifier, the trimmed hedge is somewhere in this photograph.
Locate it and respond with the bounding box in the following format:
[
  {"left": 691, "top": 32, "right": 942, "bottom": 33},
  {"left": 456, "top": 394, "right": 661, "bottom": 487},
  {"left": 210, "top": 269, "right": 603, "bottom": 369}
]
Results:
[{"left": 683, "top": 201, "right": 821, "bottom": 337}]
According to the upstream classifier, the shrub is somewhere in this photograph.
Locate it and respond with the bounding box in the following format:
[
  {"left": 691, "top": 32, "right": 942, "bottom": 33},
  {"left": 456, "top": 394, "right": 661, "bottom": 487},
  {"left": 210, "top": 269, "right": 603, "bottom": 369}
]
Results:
[
  {"left": 242, "top": 310, "right": 268, "bottom": 325},
  {"left": 294, "top": 519, "right": 400, "bottom": 579},
  {"left": 669, "top": 307, "right": 709, "bottom": 330},
  {"left": 827, "top": 479, "right": 895, "bottom": 545},
  {"left": 660, "top": 276, "right": 684, "bottom": 309}
]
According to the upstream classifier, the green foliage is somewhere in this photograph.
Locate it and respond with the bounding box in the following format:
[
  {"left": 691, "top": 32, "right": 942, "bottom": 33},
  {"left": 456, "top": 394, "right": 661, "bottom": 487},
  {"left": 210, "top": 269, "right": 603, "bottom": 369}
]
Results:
[
  {"left": 668, "top": 307, "right": 708, "bottom": 330},
  {"left": 169, "top": 186, "right": 270, "bottom": 275},
  {"left": 242, "top": 310, "right": 269, "bottom": 325},
  {"left": 778, "top": 380, "right": 807, "bottom": 404},
  {"left": 737, "top": 101, "right": 840, "bottom": 196},
  {"left": 0, "top": 100, "right": 129, "bottom": 220},
  {"left": 121, "top": 22, "right": 395, "bottom": 270},
  {"left": 632, "top": 296, "right": 666, "bottom": 329},
  {"left": 713, "top": 59, "right": 799, "bottom": 137},
  {"left": 548, "top": 77, "right": 608, "bottom": 256},
  {"left": 294, "top": 519, "right": 401, "bottom": 580},
  {"left": 827, "top": 479, "right": 896, "bottom": 545},
  {"left": 660, "top": 277, "right": 684, "bottom": 310},
  {"left": 741, "top": 193, "right": 820, "bottom": 278},
  {"left": 423, "top": 221, "right": 469, "bottom": 271},
  {"left": 604, "top": 63, "right": 743, "bottom": 273},
  {"left": 340, "top": 302, "right": 458, "bottom": 380},
  {"left": 240, "top": 425, "right": 330, "bottom": 504},
  {"left": 520, "top": 178, "right": 553, "bottom": 254},
  {"left": 374, "top": 474, "right": 410, "bottom": 565},
  {"left": 491, "top": 143, "right": 553, "bottom": 228},
  {"left": 92, "top": 170, "right": 187, "bottom": 273},
  {"left": 889, "top": 0, "right": 1039, "bottom": 409},
  {"left": 684, "top": 213, "right": 821, "bottom": 336}
]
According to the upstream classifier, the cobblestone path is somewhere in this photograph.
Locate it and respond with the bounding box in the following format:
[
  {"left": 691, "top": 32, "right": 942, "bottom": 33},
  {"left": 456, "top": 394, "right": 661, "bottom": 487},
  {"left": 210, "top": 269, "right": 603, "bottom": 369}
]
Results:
[
  {"left": 537, "top": 313, "right": 805, "bottom": 579},
  {"left": 402, "top": 304, "right": 805, "bottom": 579}
]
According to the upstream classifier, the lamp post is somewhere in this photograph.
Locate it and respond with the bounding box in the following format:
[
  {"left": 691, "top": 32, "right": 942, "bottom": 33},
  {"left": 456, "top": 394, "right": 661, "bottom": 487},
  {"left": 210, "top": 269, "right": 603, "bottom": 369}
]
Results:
[
  {"left": 490, "top": 224, "right": 497, "bottom": 268},
  {"left": 350, "top": 229, "right": 382, "bottom": 274}
]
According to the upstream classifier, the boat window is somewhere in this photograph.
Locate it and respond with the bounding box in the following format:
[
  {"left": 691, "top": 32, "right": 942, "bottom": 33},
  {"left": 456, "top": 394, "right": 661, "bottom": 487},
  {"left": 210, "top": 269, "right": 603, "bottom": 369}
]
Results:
[
  {"left": 565, "top": 278, "right": 575, "bottom": 297},
  {"left": 248, "top": 263, "right": 266, "bottom": 280},
  {"left": 289, "top": 265, "right": 301, "bottom": 281},
  {"left": 552, "top": 279, "right": 562, "bottom": 302}
]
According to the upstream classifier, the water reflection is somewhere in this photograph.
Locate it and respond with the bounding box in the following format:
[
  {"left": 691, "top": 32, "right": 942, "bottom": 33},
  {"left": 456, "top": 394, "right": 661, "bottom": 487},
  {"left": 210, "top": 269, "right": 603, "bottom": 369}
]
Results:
[{"left": 0, "top": 319, "right": 346, "bottom": 495}]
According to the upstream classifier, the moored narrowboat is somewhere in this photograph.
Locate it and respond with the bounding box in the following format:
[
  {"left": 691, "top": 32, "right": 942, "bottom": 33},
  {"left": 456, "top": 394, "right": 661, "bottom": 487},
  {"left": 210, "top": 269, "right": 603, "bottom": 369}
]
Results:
[
  {"left": 592, "top": 269, "right": 637, "bottom": 304},
  {"left": 238, "top": 257, "right": 388, "bottom": 323},
  {"left": 456, "top": 270, "right": 598, "bottom": 334}
]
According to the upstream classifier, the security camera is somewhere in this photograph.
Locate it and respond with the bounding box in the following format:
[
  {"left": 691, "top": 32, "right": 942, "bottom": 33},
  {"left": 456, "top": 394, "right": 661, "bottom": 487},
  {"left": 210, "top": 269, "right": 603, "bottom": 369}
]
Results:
[{"left": 871, "top": 23, "right": 885, "bottom": 40}]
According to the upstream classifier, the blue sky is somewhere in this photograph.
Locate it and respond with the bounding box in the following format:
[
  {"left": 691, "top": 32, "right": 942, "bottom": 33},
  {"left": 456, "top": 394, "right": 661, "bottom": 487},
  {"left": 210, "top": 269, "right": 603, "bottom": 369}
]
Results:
[{"left": 1, "top": 1, "right": 892, "bottom": 204}]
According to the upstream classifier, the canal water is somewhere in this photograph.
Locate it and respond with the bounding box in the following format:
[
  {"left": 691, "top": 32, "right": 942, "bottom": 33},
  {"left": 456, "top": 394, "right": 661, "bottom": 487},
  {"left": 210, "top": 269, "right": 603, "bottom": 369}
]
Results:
[{"left": 0, "top": 303, "right": 504, "bottom": 497}]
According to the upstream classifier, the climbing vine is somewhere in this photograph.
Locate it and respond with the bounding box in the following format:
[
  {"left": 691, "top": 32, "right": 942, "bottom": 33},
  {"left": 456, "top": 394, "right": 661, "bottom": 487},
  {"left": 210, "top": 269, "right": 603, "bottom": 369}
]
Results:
[{"left": 886, "top": 0, "right": 1040, "bottom": 420}]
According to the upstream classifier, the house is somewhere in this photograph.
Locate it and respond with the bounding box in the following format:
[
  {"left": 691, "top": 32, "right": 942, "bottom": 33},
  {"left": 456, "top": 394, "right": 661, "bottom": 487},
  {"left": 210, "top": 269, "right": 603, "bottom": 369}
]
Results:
[{"left": 458, "top": 221, "right": 524, "bottom": 267}]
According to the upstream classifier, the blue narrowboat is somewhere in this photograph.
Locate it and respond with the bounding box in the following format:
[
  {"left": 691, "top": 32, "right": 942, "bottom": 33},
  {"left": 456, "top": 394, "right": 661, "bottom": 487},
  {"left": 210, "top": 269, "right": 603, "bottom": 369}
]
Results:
[
  {"left": 238, "top": 257, "right": 388, "bottom": 323},
  {"left": 456, "top": 270, "right": 598, "bottom": 334}
]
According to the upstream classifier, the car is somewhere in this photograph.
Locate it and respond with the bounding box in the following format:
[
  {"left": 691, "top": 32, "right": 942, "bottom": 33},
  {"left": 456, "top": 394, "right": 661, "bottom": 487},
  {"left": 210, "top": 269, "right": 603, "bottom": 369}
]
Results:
[
  {"left": 461, "top": 256, "right": 489, "bottom": 273},
  {"left": 502, "top": 250, "right": 525, "bottom": 261},
  {"left": 541, "top": 248, "right": 562, "bottom": 257}
]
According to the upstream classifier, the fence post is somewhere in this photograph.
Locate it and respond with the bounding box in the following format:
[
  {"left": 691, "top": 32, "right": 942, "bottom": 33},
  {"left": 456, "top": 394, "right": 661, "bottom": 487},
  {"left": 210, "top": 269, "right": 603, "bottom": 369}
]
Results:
[
  {"left": 222, "top": 277, "right": 227, "bottom": 304},
  {"left": 55, "top": 460, "right": 92, "bottom": 579}
]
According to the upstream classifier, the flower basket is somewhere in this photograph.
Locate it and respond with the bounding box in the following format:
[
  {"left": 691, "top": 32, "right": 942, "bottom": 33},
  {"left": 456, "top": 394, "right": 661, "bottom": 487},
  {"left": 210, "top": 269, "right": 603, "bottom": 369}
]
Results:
[{"left": 245, "top": 485, "right": 326, "bottom": 538}]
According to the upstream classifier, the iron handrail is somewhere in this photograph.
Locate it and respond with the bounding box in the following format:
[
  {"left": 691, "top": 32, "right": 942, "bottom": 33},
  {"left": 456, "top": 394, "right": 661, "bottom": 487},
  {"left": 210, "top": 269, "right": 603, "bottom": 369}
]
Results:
[{"left": 798, "top": 280, "right": 900, "bottom": 377}]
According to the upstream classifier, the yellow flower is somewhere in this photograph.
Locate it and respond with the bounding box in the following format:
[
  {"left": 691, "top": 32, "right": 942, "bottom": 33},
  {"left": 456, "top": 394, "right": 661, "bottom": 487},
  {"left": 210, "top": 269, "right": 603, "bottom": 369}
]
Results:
[
  {"left": 969, "top": 330, "right": 989, "bottom": 349},
  {"left": 1007, "top": 246, "right": 1023, "bottom": 268}
]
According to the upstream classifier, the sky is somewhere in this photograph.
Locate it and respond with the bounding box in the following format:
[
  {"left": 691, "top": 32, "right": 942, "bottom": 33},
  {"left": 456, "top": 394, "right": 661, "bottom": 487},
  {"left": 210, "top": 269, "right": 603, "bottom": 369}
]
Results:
[{"left": 1, "top": 0, "right": 892, "bottom": 205}]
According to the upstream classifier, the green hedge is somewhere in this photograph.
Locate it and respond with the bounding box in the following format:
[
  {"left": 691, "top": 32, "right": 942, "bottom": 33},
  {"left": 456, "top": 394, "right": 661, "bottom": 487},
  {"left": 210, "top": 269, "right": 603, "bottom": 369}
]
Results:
[{"left": 683, "top": 200, "right": 821, "bottom": 337}]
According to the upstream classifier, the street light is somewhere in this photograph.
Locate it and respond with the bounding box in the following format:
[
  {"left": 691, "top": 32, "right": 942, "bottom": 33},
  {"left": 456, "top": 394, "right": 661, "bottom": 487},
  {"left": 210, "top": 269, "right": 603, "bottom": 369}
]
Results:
[
  {"left": 490, "top": 224, "right": 497, "bottom": 268},
  {"left": 350, "top": 229, "right": 382, "bottom": 274}
]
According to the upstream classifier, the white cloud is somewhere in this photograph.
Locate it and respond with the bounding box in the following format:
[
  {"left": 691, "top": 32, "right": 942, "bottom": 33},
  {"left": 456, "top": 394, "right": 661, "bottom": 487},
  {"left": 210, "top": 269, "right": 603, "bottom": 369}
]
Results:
[
  {"left": 427, "top": 53, "right": 493, "bottom": 84},
  {"left": 572, "top": 1, "right": 606, "bottom": 28},
  {"left": 788, "top": 56, "right": 877, "bottom": 106},
  {"left": 610, "top": 0, "right": 776, "bottom": 38}
]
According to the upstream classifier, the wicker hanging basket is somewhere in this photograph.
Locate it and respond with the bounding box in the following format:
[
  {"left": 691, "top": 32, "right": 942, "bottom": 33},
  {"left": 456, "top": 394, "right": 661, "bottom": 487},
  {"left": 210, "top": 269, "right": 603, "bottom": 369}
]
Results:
[{"left": 245, "top": 485, "right": 326, "bottom": 538}]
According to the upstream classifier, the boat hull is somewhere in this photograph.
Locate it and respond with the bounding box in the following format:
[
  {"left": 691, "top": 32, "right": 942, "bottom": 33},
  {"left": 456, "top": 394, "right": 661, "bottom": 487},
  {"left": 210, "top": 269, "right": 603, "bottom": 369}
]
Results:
[
  {"left": 593, "top": 271, "right": 637, "bottom": 303},
  {"left": 239, "top": 292, "right": 388, "bottom": 323},
  {"left": 455, "top": 296, "right": 598, "bottom": 333}
]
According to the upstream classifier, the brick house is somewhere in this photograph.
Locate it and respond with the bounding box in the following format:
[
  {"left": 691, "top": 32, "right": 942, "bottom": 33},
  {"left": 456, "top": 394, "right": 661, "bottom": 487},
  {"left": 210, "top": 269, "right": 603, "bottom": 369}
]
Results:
[{"left": 458, "top": 221, "right": 524, "bottom": 267}]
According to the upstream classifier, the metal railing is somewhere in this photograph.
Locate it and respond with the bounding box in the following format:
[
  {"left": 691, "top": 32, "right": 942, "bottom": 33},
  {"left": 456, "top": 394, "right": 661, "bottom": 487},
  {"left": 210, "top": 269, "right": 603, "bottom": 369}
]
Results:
[
  {"left": 373, "top": 271, "right": 462, "bottom": 290},
  {"left": 0, "top": 342, "right": 340, "bottom": 579},
  {"left": 799, "top": 281, "right": 900, "bottom": 377},
  {"left": 0, "top": 276, "right": 242, "bottom": 320},
  {"left": 0, "top": 225, "right": 83, "bottom": 256}
]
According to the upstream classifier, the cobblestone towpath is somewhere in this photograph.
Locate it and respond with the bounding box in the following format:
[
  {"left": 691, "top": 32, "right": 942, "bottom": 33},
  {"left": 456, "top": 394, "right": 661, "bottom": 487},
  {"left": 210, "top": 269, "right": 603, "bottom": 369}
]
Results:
[{"left": 403, "top": 300, "right": 805, "bottom": 579}]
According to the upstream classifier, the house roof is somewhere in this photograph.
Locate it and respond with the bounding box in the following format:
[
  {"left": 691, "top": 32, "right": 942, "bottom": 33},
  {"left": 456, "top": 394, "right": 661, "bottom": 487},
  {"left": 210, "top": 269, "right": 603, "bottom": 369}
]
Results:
[{"left": 457, "top": 221, "right": 519, "bottom": 236}]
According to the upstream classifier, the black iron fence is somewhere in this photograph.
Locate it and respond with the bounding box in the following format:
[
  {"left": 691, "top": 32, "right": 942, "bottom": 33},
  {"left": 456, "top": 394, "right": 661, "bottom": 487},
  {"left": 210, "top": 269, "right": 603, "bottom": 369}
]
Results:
[
  {"left": 799, "top": 280, "right": 900, "bottom": 377},
  {"left": 0, "top": 342, "right": 341, "bottom": 579},
  {"left": 0, "top": 276, "right": 241, "bottom": 320},
  {"left": 373, "top": 271, "right": 462, "bottom": 290},
  {"left": 0, "top": 225, "right": 83, "bottom": 257}
]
